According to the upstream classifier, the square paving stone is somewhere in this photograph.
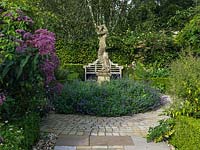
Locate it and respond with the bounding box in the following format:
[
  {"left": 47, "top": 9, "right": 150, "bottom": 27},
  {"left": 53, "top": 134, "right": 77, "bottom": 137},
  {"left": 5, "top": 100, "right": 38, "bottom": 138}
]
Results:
[
  {"left": 90, "top": 136, "right": 134, "bottom": 146},
  {"left": 56, "top": 135, "right": 89, "bottom": 146},
  {"left": 77, "top": 146, "right": 92, "bottom": 150},
  {"left": 54, "top": 146, "right": 76, "bottom": 150}
]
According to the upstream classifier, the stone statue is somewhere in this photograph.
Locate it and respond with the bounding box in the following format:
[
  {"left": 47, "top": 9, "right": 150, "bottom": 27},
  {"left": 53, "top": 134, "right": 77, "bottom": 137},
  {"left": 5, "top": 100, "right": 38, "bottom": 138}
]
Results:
[
  {"left": 102, "top": 52, "right": 110, "bottom": 72},
  {"left": 96, "top": 24, "right": 110, "bottom": 72}
]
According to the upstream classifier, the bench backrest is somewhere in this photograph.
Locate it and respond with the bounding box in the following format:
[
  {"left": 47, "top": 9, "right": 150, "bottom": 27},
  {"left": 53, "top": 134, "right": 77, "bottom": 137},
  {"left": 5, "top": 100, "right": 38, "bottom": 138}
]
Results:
[{"left": 83, "top": 59, "right": 123, "bottom": 81}]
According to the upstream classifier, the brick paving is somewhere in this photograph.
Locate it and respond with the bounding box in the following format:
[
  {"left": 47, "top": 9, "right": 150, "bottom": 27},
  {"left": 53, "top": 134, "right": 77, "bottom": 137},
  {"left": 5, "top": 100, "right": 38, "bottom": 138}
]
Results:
[{"left": 40, "top": 95, "right": 172, "bottom": 150}]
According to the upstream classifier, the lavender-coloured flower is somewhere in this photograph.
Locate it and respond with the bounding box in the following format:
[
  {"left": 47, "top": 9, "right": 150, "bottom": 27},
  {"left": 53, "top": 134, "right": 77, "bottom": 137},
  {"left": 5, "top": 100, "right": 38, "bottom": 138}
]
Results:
[
  {"left": 23, "top": 16, "right": 34, "bottom": 24},
  {"left": 23, "top": 32, "right": 32, "bottom": 40},
  {"left": 41, "top": 59, "right": 56, "bottom": 84},
  {"left": 0, "top": 93, "right": 6, "bottom": 106},
  {"left": 15, "top": 39, "right": 27, "bottom": 53},
  {"left": 50, "top": 82, "right": 63, "bottom": 95},
  {"left": 16, "top": 15, "right": 34, "bottom": 24},
  {"left": 32, "top": 29, "right": 56, "bottom": 55},
  {"left": 3, "top": 12, "right": 13, "bottom": 17},
  {"left": 16, "top": 44, "right": 27, "bottom": 53},
  {"left": 16, "top": 29, "right": 26, "bottom": 35}
]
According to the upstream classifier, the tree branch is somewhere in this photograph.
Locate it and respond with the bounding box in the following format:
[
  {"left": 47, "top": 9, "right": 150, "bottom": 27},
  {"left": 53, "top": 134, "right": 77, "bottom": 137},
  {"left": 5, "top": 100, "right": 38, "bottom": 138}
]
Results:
[{"left": 86, "top": 0, "right": 97, "bottom": 28}]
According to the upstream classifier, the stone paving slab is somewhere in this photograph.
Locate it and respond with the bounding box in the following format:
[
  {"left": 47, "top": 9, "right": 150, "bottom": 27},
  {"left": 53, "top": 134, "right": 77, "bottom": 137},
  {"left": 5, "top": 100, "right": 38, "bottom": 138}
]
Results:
[
  {"left": 41, "top": 95, "right": 173, "bottom": 150},
  {"left": 125, "top": 136, "right": 170, "bottom": 150},
  {"left": 90, "top": 136, "right": 134, "bottom": 146},
  {"left": 56, "top": 135, "right": 89, "bottom": 146},
  {"left": 54, "top": 146, "right": 76, "bottom": 150},
  {"left": 41, "top": 109, "right": 168, "bottom": 138}
]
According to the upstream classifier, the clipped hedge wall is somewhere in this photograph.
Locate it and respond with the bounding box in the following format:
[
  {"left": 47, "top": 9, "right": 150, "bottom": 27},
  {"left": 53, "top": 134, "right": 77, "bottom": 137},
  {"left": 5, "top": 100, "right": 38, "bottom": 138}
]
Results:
[
  {"left": 56, "top": 31, "right": 179, "bottom": 68},
  {"left": 56, "top": 40, "right": 97, "bottom": 65},
  {"left": 170, "top": 116, "right": 200, "bottom": 150},
  {"left": 54, "top": 79, "right": 161, "bottom": 116}
]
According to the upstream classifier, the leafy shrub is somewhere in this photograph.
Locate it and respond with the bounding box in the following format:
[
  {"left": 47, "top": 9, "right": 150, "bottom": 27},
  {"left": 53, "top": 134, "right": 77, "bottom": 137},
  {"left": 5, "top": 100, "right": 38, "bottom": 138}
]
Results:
[
  {"left": 0, "top": 113, "right": 40, "bottom": 150},
  {"left": 0, "top": 1, "right": 62, "bottom": 119},
  {"left": 176, "top": 14, "right": 200, "bottom": 53},
  {"left": 149, "top": 78, "right": 170, "bottom": 94},
  {"left": 56, "top": 64, "right": 84, "bottom": 82},
  {"left": 147, "top": 116, "right": 200, "bottom": 150},
  {"left": 124, "top": 62, "right": 170, "bottom": 93},
  {"left": 167, "top": 55, "right": 200, "bottom": 117},
  {"left": 170, "top": 116, "right": 200, "bottom": 150},
  {"left": 20, "top": 112, "right": 40, "bottom": 150},
  {"left": 168, "top": 6, "right": 200, "bottom": 30},
  {"left": 54, "top": 79, "right": 161, "bottom": 116},
  {"left": 147, "top": 118, "right": 175, "bottom": 143},
  {"left": 0, "top": 122, "right": 24, "bottom": 150}
]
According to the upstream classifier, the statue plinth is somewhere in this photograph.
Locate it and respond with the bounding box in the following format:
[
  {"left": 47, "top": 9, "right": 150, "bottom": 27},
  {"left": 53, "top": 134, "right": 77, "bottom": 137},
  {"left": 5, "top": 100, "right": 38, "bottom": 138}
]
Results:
[{"left": 97, "top": 71, "right": 111, "bottom": 84}]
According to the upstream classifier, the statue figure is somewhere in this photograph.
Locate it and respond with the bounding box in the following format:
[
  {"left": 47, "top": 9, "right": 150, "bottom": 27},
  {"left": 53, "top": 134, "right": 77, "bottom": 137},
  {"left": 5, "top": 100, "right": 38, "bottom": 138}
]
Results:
[
  {"left": 102, "top": 52, "right": 110, "bottom": 72},
  {"left": 96, "top": 24, "right": 110, "bottom": 72}
]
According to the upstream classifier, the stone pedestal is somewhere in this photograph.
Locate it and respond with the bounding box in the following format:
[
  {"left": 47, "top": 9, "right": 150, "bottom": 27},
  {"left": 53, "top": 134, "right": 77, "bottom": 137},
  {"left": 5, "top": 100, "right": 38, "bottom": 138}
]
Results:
[{"left": 97, "top": 71, "right": 111, "bottom": 84}]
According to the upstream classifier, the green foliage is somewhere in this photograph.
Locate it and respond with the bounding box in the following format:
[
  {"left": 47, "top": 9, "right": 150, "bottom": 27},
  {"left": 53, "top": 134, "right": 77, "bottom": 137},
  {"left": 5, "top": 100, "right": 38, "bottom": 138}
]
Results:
[
  {"left": 133, "top": 62, "right": 170, "bottom": 80},
  {"left": 176, "top": 14, "right": 200, "bottom": 53},
  {"left": 147, "top": 116, "right": 200, "bottom": 150},
  {"left": 168, "top": 6, "right": 200, "bottom": 30},
  {"left": 147, "top": 118, "right": 175, "bottom": 143},
  {"left": 56, "top": 39, "right": 97, "bottom": 65},
  {"left": 0, "top": 49, "right": 46, "bottom": 117},
  {"left": 56, "top": 31, "right": 178, "bottom": 67},
  {"left": 0, "top": 1, "right": 49, "bottom": 118},
  {"left": 110, "top": 31, "right": 179, "bottom": 66},
  {"left": 133, "top": 32, "right": 179, "bottom": 66},
  {"left": 56, "top": 64, "right": 84, "bottom": 82},
  {"left": 19, "top": 113, "right": 40, "bottom": 150},
  {"left": 54, "top": 79, "right": 161, "bottom": 116},
  {"left": 156, "top": 0, "right": 194, "bottom": 29},
  {"left": 170, "top": 116, "right": 200, "bottom": 150},
  {"left": 0, "top": 113, "right": 40, "bottom": 150},
  {"left": 0, "top": 122, "right": 24, "bottom": 150},
  {"left": 125, "top": 62, "right": 170, "bottom": 93},
  {"left": 0, "top": 96, "right": 17, "bottom": 119},
  {"left": 0, "top": 0, "right": 29, "bottom": 63},
  {"left": 167, "top": 55, "right": 200, "bottom": 117}
]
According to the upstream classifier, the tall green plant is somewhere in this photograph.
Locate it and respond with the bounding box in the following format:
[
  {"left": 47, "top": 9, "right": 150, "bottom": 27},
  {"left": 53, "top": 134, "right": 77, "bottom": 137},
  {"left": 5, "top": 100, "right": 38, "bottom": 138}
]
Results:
[{"left": 167, "top": 55, "right": 200, "bottom": 117}]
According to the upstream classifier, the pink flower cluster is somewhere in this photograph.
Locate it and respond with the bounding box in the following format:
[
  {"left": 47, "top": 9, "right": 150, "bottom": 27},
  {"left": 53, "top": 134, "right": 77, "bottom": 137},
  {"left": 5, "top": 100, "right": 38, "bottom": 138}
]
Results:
[
  {"left": 33, "top": 29, "right": 56, "bottom": 55},
  {"left": 15, "top": 29, "right": 63, "bottom": 93}
]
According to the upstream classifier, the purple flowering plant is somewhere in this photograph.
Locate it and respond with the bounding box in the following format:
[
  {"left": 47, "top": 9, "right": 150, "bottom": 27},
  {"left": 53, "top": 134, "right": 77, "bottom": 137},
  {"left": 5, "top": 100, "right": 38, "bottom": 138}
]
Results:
[
  {"left": 0, "top": 1, "right": 63, "bottom": 119},
  {"left": 15, "top": 28, "right": 61, "bottom": 90},
  {"left": 0, "top": 93, "right": 6, "bottom": 106}
]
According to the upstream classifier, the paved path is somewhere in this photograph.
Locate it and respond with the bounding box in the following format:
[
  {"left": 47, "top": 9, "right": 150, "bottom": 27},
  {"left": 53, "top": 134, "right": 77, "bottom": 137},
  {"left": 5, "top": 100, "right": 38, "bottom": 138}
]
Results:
[{"left": 40, "top": 96, "right": 172, "bottom": 150}]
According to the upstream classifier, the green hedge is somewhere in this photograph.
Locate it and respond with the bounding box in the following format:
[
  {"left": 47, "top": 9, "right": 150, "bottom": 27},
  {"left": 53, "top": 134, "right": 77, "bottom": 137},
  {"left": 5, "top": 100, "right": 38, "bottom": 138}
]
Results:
[
  {"left": 147, "top": 116, "right": 200, "bottom": 150},
  {"left": 56, "top": 64, "right": 85, "bottom": 82},
  {"left": 54, "top": 79, "right": 161, "bottom": 116},
  {"left": 56, "top": 32, "right": 179, "bottom": 68},
  {"left": 170, "top": 116, "right": 200, "bottom": 150}
]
